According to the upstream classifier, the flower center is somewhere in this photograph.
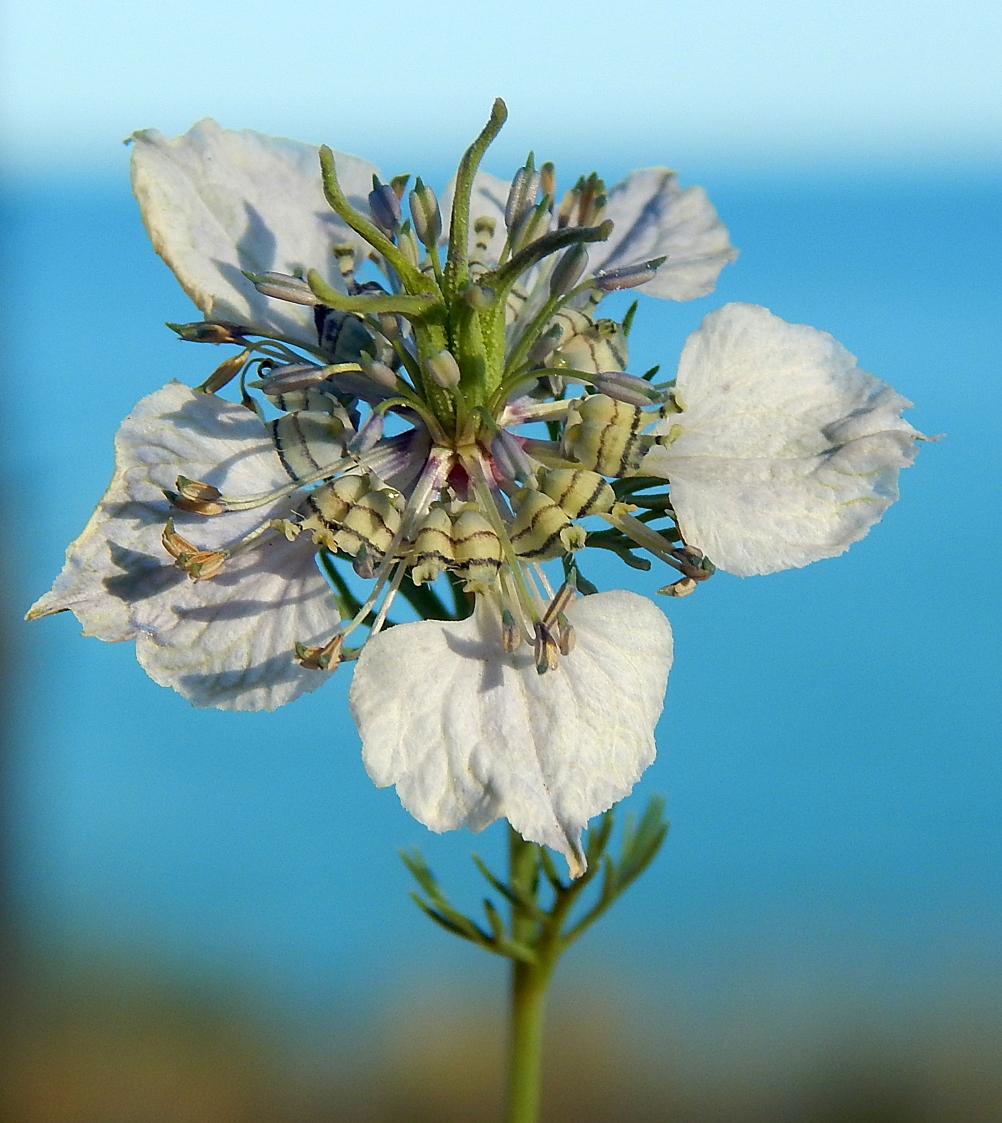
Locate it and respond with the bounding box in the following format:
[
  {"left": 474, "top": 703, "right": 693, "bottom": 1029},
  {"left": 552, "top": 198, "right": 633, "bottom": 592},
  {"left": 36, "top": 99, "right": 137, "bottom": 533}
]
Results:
[{"left": 161, "top": 101, "right": 704, "bottom": 674}]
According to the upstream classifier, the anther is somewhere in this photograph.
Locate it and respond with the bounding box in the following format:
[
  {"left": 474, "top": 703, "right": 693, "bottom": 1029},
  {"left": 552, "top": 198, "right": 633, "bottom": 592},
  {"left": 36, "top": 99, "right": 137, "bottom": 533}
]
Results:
[
  {"left": 592, "top": 371, "right": 669, "bottom": 407},
  {"left": 533, "top": 621, "right": 560, "bottom": 675},
  {"left": 349, "top": 410, "right": 385, "bottom": 453},
  {"left": 658, "top": 576, "right": 698, "bottom": 597},
  {"left": 541, "top": 579, "right": 576, "bottom": 630},
  {"left": 505, "top": 153, "right": 541, "bottom": 231},
  {"left": 501, "top": 608, "right": 521, "bottom": 653},
  {"left": 167, "top": 322, "right": 248, "bottom": 344},
  {"left": 368, "top": 176, "right": 401, "bottom": 235},
  {"left": 540, "top": 162, "right": 556, "bottom": 207},
  {"left": 526, "top": 323, "right": 563, "bottom": 366},
  {"left": 558, "top": 620, "right": 576, "bottom": 655},
  {"left": 490, "top": 429, "right": 535, "bottom": 487},
  {"left": 246, "top": 272, "right": 320, "bottom": 305},
  {"left": 359, "top": 353, "right": 400, "bottom": 391},
  {"left": 294, "top": 633, "right": 344, "bottom": 671},
  {"left": 396, "top": 220, "right": 420, "bottom": 268},
  {"left": 592, "top": 257, "right": 667, "bottom": 292},
  {"left": 161, "top": 519, "right": 226, "bottom": 580},
  {"left": 198, "top": 349, "right": 249, "bottom": 393},
  {"left": 252, "top": 361, "right": 329, "bottom": 396},
  {"left": 549, "top": 244, "right": 589, "bottom": 297},
  {"left": 163, "top": 476, "right": 227, "bottom": 516},
  {"left": 409, "top": 177, "right": 442, "bottom": 247}
]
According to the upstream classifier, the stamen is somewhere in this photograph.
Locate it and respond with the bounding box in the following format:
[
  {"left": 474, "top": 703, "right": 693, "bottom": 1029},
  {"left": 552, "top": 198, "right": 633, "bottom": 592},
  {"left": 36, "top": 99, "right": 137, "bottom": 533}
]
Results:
[
  {"left": 368, "top": 559, "right": 409, "bottom": 636},
  {"left": 163, "top": 476, "right": 226, "bottom": 515},
  {"left": 602, "top": 507, "right": 685, "bottom": 572},
  {"left": 658, "top": 576, "right": 698, "bottom": 597},
  {"left": 463, "top": 451, "right": 545, "bottom": 634},
  {"left": 213, "top": 454, "right": 354, "bottom": 510},
  {"left": 501, "top": 608, "right": 521, "bottom": 652},
  {"left": 161, "top": 519, "right": 226, "bottom": 580},
  {"left": 534, "top": 621, "right": 560, "bottom": 675},
  {"left": 295, "top": 632, "right": 344, "bottom": 670}
]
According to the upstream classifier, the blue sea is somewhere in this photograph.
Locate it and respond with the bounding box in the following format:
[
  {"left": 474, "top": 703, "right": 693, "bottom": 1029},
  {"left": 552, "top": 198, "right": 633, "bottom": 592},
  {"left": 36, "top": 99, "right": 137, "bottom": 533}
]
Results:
[{"left": 2, "top": 167, "right": 999, "bottom": 1055}]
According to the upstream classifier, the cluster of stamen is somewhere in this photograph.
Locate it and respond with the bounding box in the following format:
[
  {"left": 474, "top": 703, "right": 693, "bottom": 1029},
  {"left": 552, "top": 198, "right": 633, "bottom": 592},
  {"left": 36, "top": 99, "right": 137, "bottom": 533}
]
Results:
[{"left": 161, "top": 100, "right": 711, "bottom": 675}]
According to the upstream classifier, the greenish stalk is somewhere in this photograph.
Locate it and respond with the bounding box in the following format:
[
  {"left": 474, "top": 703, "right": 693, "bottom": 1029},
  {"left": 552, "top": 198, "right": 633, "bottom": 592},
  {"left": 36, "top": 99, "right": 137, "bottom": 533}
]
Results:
[
  {"left": 306, "top": 270, "right": 436, "bottom": 317},
  {"left": 481, "top": 221, "right": 613, "bottom": 304},
  {"left": 507, "top": 957, "right": 552, "bottom": 1123},
  {"left": 317, "top": 147, "right": 429, "bottom": 294},
  {"left": 506, "top": 829, "right": 553, "bottom": 1123},
  {"left": 445, "top": 99, "right": 509, "bottom": 301}
]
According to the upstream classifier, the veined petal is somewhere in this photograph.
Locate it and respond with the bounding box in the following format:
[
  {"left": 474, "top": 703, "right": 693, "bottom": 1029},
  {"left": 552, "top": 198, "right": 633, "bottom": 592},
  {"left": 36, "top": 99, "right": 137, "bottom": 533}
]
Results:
[
  {"left": 439, "top": 169, "right": 512, "bottom": 264},
  {"left": 130, "top": 119, "right": 379, "bottom": 348},
  {"left": 643, "top": 303, "right": 922, "bottom": 576},
  {"left": 350, "top": 591, "right": 672, "bottom": 875},
  {"left": 596, "top": 168, "right": 737, "bottom": 301},
  {"left": 28, "top": 382, "right": 342, "bottom": 710}
]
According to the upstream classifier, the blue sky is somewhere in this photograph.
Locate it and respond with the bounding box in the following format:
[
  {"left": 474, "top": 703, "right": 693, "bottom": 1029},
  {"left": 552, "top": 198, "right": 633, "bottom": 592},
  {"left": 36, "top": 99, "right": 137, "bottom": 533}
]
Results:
[{"left": 2, "top": 0, "right": 1000, "bottom": 174}]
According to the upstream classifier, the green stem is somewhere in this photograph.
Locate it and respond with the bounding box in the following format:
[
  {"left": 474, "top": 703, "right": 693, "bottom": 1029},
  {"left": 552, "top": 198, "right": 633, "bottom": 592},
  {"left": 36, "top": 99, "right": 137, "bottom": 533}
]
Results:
[
  {"left": 507, "top": 958, "right": 552, "bottom": 1123},
  {"left": 505, "top": 830, "right": 556, "bottom": 1123}
]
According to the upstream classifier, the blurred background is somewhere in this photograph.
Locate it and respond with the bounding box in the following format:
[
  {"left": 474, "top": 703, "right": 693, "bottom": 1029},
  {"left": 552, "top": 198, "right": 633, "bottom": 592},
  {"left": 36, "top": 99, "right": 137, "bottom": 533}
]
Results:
[{"left": 1, "top": 1, "right": 999, "bottom": 1119}]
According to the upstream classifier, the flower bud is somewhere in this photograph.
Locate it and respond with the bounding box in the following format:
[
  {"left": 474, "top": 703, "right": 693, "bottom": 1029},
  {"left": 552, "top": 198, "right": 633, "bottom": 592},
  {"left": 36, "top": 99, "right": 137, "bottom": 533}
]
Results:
[
  {"left": 491, "top": 429, "right": 534, "bottom": 486},
  {"left": 369, "top": 176, "right": 401, "bottom": 235},
  {"left": 423, "top": 349, "right": 461, "bottom": 390},
  {"left": 549, "top": 244, "right": 589, "bottom": 296},
  {"left": 246, "top": 271, "right": 319, "bottom": 305},
  {"left": 505, "top": 153, "right": 541, "bottom": 231},
  {"left": 408, "top": 177, "right": 442, "bottom": 247},
  {"left": 592, "top": 371, "right": 668, "bottom": 407},
  {"left": 359, "top": 352, "right": 400, "bottom": 391},
  {"left": 592, "top": 256, "right": 666, "bottom": 292}
]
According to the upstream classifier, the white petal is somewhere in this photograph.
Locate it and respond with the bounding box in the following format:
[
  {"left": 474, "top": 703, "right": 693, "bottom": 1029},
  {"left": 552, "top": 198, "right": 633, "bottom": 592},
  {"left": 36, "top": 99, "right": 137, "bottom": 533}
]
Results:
[
  {"left": 350, "top": 591, "right": 672, "bottom": 875},
  {"left": 28, "top": 382, "right": 342, "bottom": 710},
  {"left": 643, "top": 303, "right": 922, "bottom": 576},
  {"left": 130, "top": 119, "right": 379, "bottom": 348},
  {"left": 596, "top": 168, "right": 737, "bottom": 300},
  {"left": 439, "top": 170, "right": 511, "bottom": 265}
]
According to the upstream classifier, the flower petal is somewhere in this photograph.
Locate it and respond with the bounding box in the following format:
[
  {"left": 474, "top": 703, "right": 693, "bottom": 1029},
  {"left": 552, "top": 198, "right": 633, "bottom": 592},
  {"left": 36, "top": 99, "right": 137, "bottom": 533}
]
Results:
[
  {"left": 28, "top": 382, "right": 342, "bottom": 710},
  {"left": 350, "top": 591, "right": 672, "bottom": 875},
  {"left": 130, "top": 119, "right": 379, "bottom": 348},
  {"left": 596, "top": 168, "right": 737, "bottom": 300},
  {"left": 643, "top": 303, "right": 922, "bottom": 576}
]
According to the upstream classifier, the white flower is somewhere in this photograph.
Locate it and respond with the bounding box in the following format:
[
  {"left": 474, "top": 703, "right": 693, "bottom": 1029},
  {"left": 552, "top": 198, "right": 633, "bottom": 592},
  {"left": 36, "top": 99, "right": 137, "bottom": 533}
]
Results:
[
  {"left": 130, "top": 119, "right": 378, "bottom": 350},
  {"left": 28, "top": 381, "right": 343, "bottom": 710},
  {"left": 30, "top": 104, "right": 922, "bottom": 870},
  {"left": 642, "top": 303, "right": 923, "bottom": 576}
]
